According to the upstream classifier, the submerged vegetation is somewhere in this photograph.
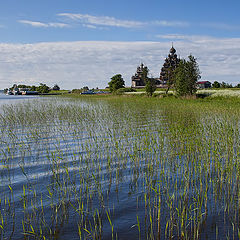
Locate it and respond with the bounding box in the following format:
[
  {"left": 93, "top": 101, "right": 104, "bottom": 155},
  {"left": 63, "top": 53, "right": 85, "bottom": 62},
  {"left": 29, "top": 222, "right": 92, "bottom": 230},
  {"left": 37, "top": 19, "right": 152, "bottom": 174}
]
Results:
[{"left": 0, "top": 96, "right": 240, "bottom": 239}]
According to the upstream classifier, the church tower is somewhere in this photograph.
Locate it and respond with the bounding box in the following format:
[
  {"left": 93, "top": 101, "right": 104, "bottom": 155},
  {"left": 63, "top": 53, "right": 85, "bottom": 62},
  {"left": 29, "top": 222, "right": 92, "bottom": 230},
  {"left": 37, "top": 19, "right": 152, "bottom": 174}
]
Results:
[
  {"left": 131, "top": 63, "right": 148, "bottom": 88},
  {"left": 160, "top": 46, "right": 180, "bottom": 84}
]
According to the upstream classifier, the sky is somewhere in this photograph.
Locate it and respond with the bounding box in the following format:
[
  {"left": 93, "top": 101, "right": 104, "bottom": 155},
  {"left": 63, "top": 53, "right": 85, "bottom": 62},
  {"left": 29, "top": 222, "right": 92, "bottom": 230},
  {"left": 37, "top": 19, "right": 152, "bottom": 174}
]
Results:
[{"left": 0, "top": 0, "right": 240, "bottom": 89}]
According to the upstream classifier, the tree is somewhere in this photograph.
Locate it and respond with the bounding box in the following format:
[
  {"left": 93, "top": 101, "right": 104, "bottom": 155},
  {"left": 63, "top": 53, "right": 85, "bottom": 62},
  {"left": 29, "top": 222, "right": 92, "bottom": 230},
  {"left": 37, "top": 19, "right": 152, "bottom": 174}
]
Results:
[
  {"left": 165, "top": 66, "right": 175, "bottom": 94},
  {"left": 212, "top": 81, "right": 220, "bottom": 88},
  {"left": 17, "top": 84, "right": 31, "bottom": 89},
  {"left": 145, "top": 78, "right": 157, "bottom": 96},
  {"left": 174, "top": 55, "right": 201, "bottom": 96},
  {"left": 220, "top": 82, "right": 227, "bottom": 88},
  {"left": 37, "top": 83, "right": 50, "bottom": 93},
  {"left": 30, "top": 85, "right": 37, "bottom": 91},
  {"left": 82, "top": 86, "right": 89, "bottom": 92},
  {"left": 52, "top": 84, "right": 60, "bottom": 91},
  {"left": 142, "top": 66, "right": 149, "bottom": 84},
  {"left": 108, "top": 74, "right": 125, "bottom": 92}
]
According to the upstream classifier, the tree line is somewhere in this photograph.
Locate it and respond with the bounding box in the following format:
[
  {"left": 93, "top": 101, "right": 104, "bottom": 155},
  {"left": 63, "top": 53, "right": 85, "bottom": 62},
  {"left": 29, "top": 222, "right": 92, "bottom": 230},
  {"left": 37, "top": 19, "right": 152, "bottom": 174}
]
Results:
[
  {"left": 4, "top": 83, "right": 60, "bottom": 93},
  {"left": 212, "top": 81, "right": 240, "bottom": 88}
]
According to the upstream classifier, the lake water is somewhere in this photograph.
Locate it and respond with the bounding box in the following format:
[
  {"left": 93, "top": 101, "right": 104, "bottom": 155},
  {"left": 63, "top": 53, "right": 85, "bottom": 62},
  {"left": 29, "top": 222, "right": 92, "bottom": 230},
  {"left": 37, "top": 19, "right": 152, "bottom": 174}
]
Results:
[
  {"left": 0, "top": 95, "right": 239, "bottom": 239},
  {"left": 0, "top": 93, "right": 40, "bottom": 106}
]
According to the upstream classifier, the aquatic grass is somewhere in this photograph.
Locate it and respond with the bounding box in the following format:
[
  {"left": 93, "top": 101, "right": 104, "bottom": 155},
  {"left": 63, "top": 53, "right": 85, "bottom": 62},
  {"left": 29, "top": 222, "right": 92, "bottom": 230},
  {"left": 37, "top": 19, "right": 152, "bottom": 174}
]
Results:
[{"left": 0, "top": 96, "right": 240, "bottom": 239}]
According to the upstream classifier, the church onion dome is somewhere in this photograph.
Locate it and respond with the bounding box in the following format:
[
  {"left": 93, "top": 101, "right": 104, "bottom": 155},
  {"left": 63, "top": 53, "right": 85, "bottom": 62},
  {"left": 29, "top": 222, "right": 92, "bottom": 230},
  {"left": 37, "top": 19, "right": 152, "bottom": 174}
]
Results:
[{"left": 170, "top": 46, "right": 176, "bottom": 54}]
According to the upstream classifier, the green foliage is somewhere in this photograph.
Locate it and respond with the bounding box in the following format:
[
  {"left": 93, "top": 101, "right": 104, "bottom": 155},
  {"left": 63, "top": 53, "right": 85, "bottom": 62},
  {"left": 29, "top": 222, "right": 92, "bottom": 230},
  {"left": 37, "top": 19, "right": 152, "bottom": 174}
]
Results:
[
  {"left": 123, "top": 87, "right": 136, "bottom": 92},
  {"left": 212, "top": 81, "right": 220, "bottom": 88},
  {"left": 108, "top": 74, "right": 125, "bottom": 92},
  {"left": 221, "top": 82, "right": 232, "bottom": 88},
  {"left": 82, "top": 86, "right": 89, "bottom": 91},
  {"left": 17, "top": 84, "right": 31, "bottom": 89},
  {"left": 52, "top": 84, "right": 60, "bottom": 91},
  {"left": 165, "top": 66, "right": 175, "bottom": 94},
  {"left": 174, "top": 55, "right": 201, "bottom": 97},
  {"left": 145, "top": 78, "right": 157, "bottom": 97},
  {"left": 142, "top": 66, "right": 149, "bottom": 84},
  {"left": 30, "top": 85, "right": 37, "bottom": 91},
  {"left": 115, "top": 88, "right": 125, "bottom": 94},
  {"left": 37, "top": 83, "right": 50, "bottom": 93},
  {"left": 115, "top": 87, "right": 136, "bottom": 95},
  {"left": 71, "top": 89, "right": 82, "bottom": 94}
]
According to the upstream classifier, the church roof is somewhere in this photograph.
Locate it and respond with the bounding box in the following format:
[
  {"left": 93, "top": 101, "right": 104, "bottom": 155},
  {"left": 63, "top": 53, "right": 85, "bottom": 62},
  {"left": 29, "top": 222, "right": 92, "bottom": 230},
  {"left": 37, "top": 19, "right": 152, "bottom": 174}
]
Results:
[{"left": 170, "top": 46, "right": 176, "bottom": 54}]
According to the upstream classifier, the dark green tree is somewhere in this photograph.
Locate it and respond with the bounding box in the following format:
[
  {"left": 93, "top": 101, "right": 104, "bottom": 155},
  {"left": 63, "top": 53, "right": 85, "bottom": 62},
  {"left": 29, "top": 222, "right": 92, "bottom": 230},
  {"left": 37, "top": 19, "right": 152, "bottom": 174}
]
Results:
[
  {"left": 226, "top": 83, "right": 233, "bottom": 88},
  {"left": 37, "top": 83, "right": 50, "bottom": 93},
  {"left": 142, "top": 66, "right": 149, "bottom": 84},
  {"left": 174, "top": 55, "right": 201, "bottom": 96},
  {"left": 212, "top": 81, "right": 220, "bottom": 88},
  {"left": 108, "top": 74, "right": 125, "bottom": 92},
  {"left": 220, "top": 82, "right": 227, "bottom": 88},
  {"left": 145, "top": 78, "right": 157, "bottom": 96},
  {"left": 165, "top": 66, "right": 175, "bottom": 94},
  {"left": 82, "top": 86, "right": 89, "bottom": 92},
  {"left": 52, "top": 84, "right": 60, "bottom": 91},
  {"left": 30, "top": 85, "right": 37, "bottom": 91},
  {"left": 17, "top": 84, "right": 31, "bottom": 89}
]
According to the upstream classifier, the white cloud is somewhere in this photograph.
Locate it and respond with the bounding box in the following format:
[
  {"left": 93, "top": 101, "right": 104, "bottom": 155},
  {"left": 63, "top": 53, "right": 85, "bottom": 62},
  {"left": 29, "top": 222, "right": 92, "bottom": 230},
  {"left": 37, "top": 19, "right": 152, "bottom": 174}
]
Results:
[
  {"left": 58, "top": 13, "right": 189, "bottom": 29},
  {"left": 156, "top": 34, "right": 216, "bottom": 42},
  {"left": 58, "top": 13, "right": 144, "bottom": 28},
  {"left": 0, "top": 38, "right": 240, "bottom": 90},
  {"left": 82, "top": 24, "right": 97, "bottom": 29},
  {"left": 153, "top": 21, "right": 189, "bottom": 27},
  {"left": 19, "top": 20, "right": 69, "bottom": 28}
]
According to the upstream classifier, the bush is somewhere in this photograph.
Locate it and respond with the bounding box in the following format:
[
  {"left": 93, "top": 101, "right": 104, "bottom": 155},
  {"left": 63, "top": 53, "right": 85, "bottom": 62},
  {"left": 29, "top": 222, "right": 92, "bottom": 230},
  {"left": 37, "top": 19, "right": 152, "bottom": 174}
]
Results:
[
  {"left": 145, "top": 78, "right": 156, "bottom": 96},
  {"left": 123, "top": 88, "right": 136, "bottom": 92},
  {"left": 71, "top": 89, "right": 82, "bottom": 94}
]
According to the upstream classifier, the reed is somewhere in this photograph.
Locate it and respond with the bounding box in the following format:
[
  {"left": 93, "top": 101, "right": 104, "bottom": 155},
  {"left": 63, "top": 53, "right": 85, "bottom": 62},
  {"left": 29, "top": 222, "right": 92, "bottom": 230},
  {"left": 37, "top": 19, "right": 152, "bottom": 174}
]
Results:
[{"left": 0, "top": 95, "right": 240, "bottom": 239}]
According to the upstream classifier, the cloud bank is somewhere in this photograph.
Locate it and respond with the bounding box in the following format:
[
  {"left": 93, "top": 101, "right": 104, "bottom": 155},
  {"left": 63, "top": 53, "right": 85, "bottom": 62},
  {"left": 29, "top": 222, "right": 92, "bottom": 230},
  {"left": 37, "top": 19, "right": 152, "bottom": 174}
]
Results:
[{"left": 0, "top": 37, "right": 240, "bottom": 89}]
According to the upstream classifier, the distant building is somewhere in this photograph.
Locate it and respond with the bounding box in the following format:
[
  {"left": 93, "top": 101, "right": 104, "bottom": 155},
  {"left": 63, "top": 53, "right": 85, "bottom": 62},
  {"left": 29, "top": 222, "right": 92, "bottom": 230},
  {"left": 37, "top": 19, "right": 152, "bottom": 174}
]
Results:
[
  {"left": 131, "top": 63, "right": 147, "bottom": 88},
  {"left": 131, "top": 46, "right": 182, "bottom": 88},
  {"left": 160, "top": 46, "right": 180, "bottom": 84},
  {"left": 197, "top": 81, "right": 211, "bottom": 89},
  {"left": 131, "top": 63, "right": 161, "bottom": 88}
]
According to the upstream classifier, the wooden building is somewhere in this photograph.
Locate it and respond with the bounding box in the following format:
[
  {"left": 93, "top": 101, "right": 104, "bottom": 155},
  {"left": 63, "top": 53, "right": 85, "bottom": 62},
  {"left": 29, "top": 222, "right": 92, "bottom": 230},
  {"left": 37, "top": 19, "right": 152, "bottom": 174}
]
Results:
[
  {"left": 131, "top": 63, "right": 147, "bottom": 88},
  {"left": 160, "top": 46, "right": 180, "bottom": 84},
  {"left": 131, "top": 63, "right": 161, "bottom": 88}
]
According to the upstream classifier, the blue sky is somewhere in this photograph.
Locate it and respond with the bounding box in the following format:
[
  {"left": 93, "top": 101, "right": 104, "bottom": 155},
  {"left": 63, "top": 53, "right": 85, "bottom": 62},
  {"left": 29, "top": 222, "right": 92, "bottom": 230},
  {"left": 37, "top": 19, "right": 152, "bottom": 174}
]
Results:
[{"left": 0, "top": 0, "right": 240, "bottom": 89}]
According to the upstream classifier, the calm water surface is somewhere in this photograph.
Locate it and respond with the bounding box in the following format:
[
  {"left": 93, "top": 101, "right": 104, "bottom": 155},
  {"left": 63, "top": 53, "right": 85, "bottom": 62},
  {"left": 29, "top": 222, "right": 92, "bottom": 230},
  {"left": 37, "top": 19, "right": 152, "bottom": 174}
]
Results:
[{"left": 0, "top": 95, "right": 238, "bottom": 239}]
